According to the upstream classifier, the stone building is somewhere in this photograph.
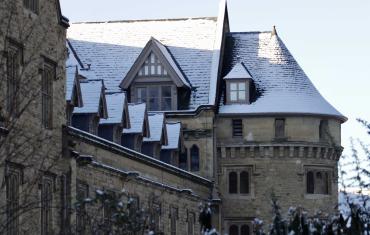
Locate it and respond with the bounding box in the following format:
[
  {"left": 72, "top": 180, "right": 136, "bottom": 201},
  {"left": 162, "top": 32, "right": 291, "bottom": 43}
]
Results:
[{"left": 0, "top": 0, "right": 346, "bottom": 235}]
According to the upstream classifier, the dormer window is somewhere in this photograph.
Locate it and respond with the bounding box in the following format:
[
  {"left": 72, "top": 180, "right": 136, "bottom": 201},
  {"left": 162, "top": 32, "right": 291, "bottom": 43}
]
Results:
[
  {"left": 224, "top": 62, "right": 253, "bottom": 105},
  {"left": 136, "top": 85, "right": 172, "bottom": 111}
]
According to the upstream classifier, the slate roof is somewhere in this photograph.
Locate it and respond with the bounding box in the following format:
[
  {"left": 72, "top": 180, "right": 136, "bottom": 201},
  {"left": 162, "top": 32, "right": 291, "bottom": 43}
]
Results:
[
  {"left": 123, "top": 103, "right": 147, "bottom": 134},
  {"left": 143, "top": 113, "right": 165, "bottom": 142},
  {"left": 219, "top": 32, "right": 346, "bottom": 121},
  {"left": 66, "top": 66, "right": 77, "bottom": 101},
  {"left": 223, "top": 62, "right": 252, "bottom": 80},
  {"left": 73, "top": 80, "right": 103, "bottom": 114},
  {"left": 162, "top": 122, "right": 181, "bottom": 150},
  {"left": 100, "top": 92, "right": 126, "bottom": 125},
  {"left": 67, "top": 17, "right": 219, "bottom": 109}
]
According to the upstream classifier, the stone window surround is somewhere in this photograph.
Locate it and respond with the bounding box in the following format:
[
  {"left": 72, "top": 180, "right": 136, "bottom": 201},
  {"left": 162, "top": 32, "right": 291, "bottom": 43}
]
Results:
[
  {"left": 186, "top": 210, "right": 195, "bottom": 235},
  {"left": 41, "top": 57, "right": 56, "bottom": 129},
  {"left": 40, "top": 173, "right": 55, "bottom": 235},
  {"left": 23, "top": 0, "right": 39, "bottom": 14},
  {"left": 274, "top": 118, "right": 286, "bottom": 140},
  {"left": 304, "top": 165, "right": 333, "bottom": 198},
  {"left": 224, "top": 165, "right": 254, "bottom": 198},
  {"left": 170, "top": 205, "right": 179, "bottom": 235},
  {"left": 224, "top": 219, "right": 252, "bottom": 235},
  {"left": 225, "top": 79, "right": 250, "bottom": 104}
]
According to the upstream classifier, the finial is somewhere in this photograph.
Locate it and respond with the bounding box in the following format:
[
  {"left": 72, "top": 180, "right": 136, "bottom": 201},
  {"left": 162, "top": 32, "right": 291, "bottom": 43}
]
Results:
[
  {"left": 236, "top": 55, "right": 241, "bottom": 63},
  {"left": 271, "top": 25, "right": 277, "bottom": 36}
]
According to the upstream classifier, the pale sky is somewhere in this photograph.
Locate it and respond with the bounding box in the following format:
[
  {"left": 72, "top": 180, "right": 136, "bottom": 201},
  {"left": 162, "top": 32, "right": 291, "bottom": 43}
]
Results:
[{"left": 60, "top": 0, "right": 370, "bottom": 155}]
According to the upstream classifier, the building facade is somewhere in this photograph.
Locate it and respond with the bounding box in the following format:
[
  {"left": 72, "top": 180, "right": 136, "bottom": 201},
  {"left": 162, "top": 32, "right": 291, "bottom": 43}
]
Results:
[{"left": 0, "top": 0, "right": 346, "bottom": 234}]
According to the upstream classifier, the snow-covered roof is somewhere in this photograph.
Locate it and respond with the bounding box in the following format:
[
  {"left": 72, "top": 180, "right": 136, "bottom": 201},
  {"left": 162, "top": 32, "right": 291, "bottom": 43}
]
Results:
[
  {"left": 143, "top": 113, "right": 165, "bottom": 142},
  {"left": 162, "top": 122, "right": 181, "bottom": 150},
  {"left": 67, "top": 17, "right": 218, "bottom": 109},
  {"left": 66, "top": 66, "right": 77, "bottom": 101},
  {"left": 123, "top": 103, "right": 147, "bottom": 134},
  {"left": 73, "top": 80, "right": 104, "bottom": 114},
  {"left": 100, "top": 92, "right": 126, "bottom": 125},
  {"left": 223, "top": 62, "right": 252, "bottom": 80},
  {"left": 219, "top": 32, "right": 346, "bottom": 121}
]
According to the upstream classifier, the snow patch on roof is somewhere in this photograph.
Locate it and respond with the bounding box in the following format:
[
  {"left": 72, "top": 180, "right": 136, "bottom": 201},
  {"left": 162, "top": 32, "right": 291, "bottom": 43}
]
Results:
[
  {"left": 100, "top": 92, "right": 126, "bottom": 124},
  {"left": 73, "top": 80, "right": 103, "bottom": 114},
  {"left": 66, "top": 66, "right": 77, "bottom": 101},
  {"left": 223, "top": 62, "right": 252, "bottom": 80},
  {"left": 162, "top": 122, "right": 181, "bottom": 150},
  {"left": 219, "top": 32, "right": 346, "bottom": 121},
  {"left": 123, "top": 103, "right": 146, "bottom": 134},
  {"left": 143, "top": 113, "right": 164, "bottom": 142}
]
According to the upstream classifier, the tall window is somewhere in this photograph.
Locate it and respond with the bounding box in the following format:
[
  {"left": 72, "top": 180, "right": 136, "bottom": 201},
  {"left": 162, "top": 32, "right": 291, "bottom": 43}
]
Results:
[
  {"left": 306, "top": 169, "right": 330, "bottom": 195},
  {"left": 229, "top": 225, "right": 238, "bottom": 235},
  {"left": 232, "top": 119, "right": 243, "bottom": 137},
  {"left": 136, "top": 85, "right": 172, "bottom": 111},
  {"left": 170, "top": 206, "right": 178, "bottom": 235},
  {"left": 179, "top": 148, "right": 188, "bottom": 170},
  {"left": 150, "top": 202, "right": 161, "bottom": 232},
  {"left": 6, "top": 42, "right": 22, "bottom": 118},
  {"left": 60, "top": 174, "right": 71, "bottom": 234},
  {"left": 6, "top": 166, "right": 21, "bottom": 235},
  {"left": 229, "top": 224, "right": 250, "bottom": 235},
  {"left": 275, "top": 119, "right": 285, "bottom": 138},
  {"left": 228, "top": 169, "right": 251, "bottom": 195},
  {"left": 241, "top": 225, "right": 250, "bottom": 235},
  {"left": 76, "top": 182, "right": 89, "bottom": 234},
  {"left": 42, "top": 61, "right": 55, "bottom": 129},
  {"left": 229, "top": 82, "right": 246, "bottom": 102},
  {"left": 190, "top": 145, "right": 199, "bottom": 172},
  {"left": 187, "top": 212, "right": 195, "bottom": 235},
  {"left": 41, "top": 176, "right": 53, "bottom": 235},
  {"left": 229, "top": 172, "right": 238, "bottom": 194},
  {"left": 319, "top": 120, "right": 329, "bottom": 141},
  {"left": 23, "top": 0, "right": 39, "bottom": 13}
]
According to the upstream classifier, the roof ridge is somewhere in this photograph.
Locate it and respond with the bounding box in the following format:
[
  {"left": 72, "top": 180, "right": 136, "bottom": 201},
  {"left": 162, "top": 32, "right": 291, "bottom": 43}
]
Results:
[
  {"left": 229, "top": 31, "right": 272, "bottom": 35},
  {"left": 71, "top": 16, "right": 217, "bottom": 25}
]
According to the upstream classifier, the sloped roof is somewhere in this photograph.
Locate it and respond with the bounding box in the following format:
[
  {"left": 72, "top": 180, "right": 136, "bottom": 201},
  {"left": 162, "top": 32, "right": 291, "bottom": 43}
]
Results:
[
  {"left": 123, "top": 103, "right": 147, "bottom": 134},
  {"left": 73, "top": 80, "right": 104, "bottom": 114},
  {"left": 100, "top": 92, "right": 126, "bottom": 125},
  {"left": 162, "top": 122, "right": 181, "bottom": 150},
  {"left": 67, "top": 17, "right": 218, "bottom": 109},
  {"left": 223, "top": 62, "right": 252, "bottom": 80},
  {"left": 66, "top": 66, "right": 77, "bottom": 101},
  {"left": 143, "top": 113, "right": 165, "bottom": 142},
  {"left": 219, "top": 32, "right": 346, "bottom": 121}
]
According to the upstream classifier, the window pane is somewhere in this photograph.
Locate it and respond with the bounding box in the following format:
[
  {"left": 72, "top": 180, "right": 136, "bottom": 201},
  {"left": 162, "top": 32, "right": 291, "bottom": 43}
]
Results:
[
  {"left": 144, "top": 65, "right": 149, "bottom": 75},
  {"left": 162, "top": 98, "right": 172, "bottom": 111},
  {"left": 162, "top": 86, "right": 171, "bottom": 97},
  {"left": 148, "top": 87, "right": 159, "bottom": 111},
  {"left": 238, "top": 90, "right": 246, "bottom": 100},
  {"left": 230, "top": 91, "right": 237, "bottom": 101},
  {"left": 240, "top": 171, "right": 250, "bottom": 194},
  {"left": 137, "top": 88, "right": 146, "bottom": 103},
  {"left": 179, "top": 149, "right": 188, "bottom": 170},
  {"left": 307, "top": 171, "right": 314, "bottom": 194},
  {"left": 151, "top": 65, "right": 155, "bottom": 75},
  {"left": 238, "top": 82, "right": 246, "bottom": 91},
  {"left": 275, "top": 119, "right": 285, "bottom": 138},
  {"left": 230, "top": 83, "right": 237, "bottom": 91},
  {"left": 229, "top": 172, "right": 238, "bottom": 194},
  {"left": 163, "top": 69, "right": 168, "bottom": 75},
  {"left": 150, "top": 53, "right": 155, "bottom": 63}
]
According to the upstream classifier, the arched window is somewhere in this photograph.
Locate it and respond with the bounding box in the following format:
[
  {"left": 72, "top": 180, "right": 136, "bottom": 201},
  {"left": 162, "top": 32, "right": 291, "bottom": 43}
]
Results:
[
  {"left": 229, "top": 172, "right": 238, "bottom": 194},
  {"left": 179, "top": 148, "right": 188, "bottom": 170},
  {"left": 229, "top": 225, "right": 239, "bottom": 235},
  {"left": 307, "top": 171, "right": 314, "bottom": 194},
  {"left": 241, "top": 224, "right": 250, "bottom": 235},
  {"left": 240, "top": 171, "right": 250, "bottom": 194},
  {"left": 190, "top": 145, "right": 199, "bottom": 172}
]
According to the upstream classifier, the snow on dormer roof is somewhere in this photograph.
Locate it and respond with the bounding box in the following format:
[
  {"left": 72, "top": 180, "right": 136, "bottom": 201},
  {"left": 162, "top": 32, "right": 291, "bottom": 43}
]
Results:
[
  {"left": 123, "top": 103, "right": 147, "bottom": 134},
  {"left": 100, "top": 92, "right": 127, "bottom": 125},
  {"left": 73, "top": 80, "right": 104, "bottom": 114},
  {"left": 223, "top": 62, "right": 252, "bottom": 80},
  {"left": 143, "top": 113, "right": 165, "bottom": 143},
  {"left": 162, "top": 122, "right": 181, "bottom": 150}
]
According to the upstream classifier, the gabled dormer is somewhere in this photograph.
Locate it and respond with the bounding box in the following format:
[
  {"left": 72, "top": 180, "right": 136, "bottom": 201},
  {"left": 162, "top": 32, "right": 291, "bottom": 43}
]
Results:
[
  {"left": 120, "top": 37, "right": 191, "bottom": 111},
  {"left": 224, "top": 62, "right": 253, "bottom": 104}
]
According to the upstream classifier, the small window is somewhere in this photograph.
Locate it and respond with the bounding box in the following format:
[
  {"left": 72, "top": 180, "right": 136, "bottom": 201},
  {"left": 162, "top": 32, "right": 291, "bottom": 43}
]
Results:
[
  {"left": 60, "top": 174, "right": 71, "bottom": 234},
  {"left": 136, "top": 86, "right": 173, "bottom": 111},
  {"left": 42, "top": 61, "right": 55, "bottom": 129},
  {"left": 229, "top": 172, "right": 238, "bottom": 194},
  {"left": 179, "top": 148, "right": 188, "bottom": 170},
  {"left": 229, "top": 81, "right": 246, "bottom": 103},
  {"left": 319, "top": 120, "right": 329, "bottom": 141},
  {"left": 241, "top": 224, "right": 250, "bottom": 235},
  {"left": 232, "top": 119, "right": 243, "bottom": 137},
  {"left": 76, "top": 182, "right": 88, "bottom": 234},
  {"left": 229, "top": 224, "right": 239, "bottom": 235},
  {"left": 306, "top": 169, "right": 330, "bottom": 195},
  {"left": 23, "top": 0, "right": 39, "bottom": 13},
  {"left": 89, "top": 116, "right": 99, "bottom": 135},
  {"left": 275, "top": 119, "right": 285, "bottom": 138},
  {"left": 150, "top": 202, "right": 161, "bottom": 232},
  {"left": 240, "top": 171, "right": 250, "bottom": 194},
  {"left": 187, "top": 212, "right": 195, "bottom": 235},
  {"left": 41, "top": 176, "right": 53, "bottom": 235},
  {"left": 190, "top": 145, "right": 199, "bottom": 172}
]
